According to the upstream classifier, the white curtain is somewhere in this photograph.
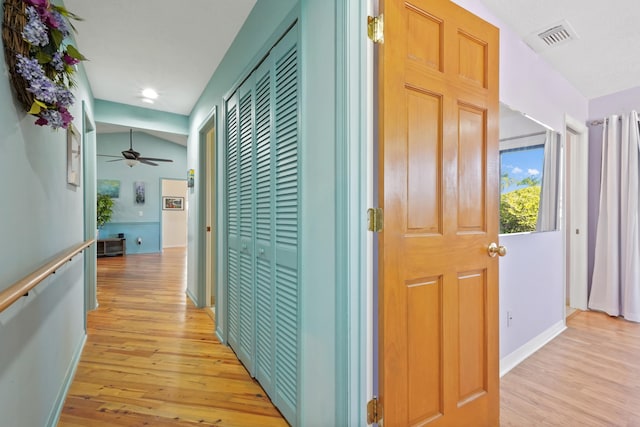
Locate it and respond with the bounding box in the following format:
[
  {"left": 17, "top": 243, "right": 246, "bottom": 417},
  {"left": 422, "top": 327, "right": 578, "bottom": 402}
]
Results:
[
  {"left": 589, "top": 111, "right": 640, "bottom": 321},
  {"left": 537, "top": 129, "right": 559, "bottom": 231}
]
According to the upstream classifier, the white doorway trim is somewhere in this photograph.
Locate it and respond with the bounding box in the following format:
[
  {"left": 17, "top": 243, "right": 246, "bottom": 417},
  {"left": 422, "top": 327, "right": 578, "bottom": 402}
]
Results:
[{"left": 564, "top": 114, "right": 589, "bottom": 312}]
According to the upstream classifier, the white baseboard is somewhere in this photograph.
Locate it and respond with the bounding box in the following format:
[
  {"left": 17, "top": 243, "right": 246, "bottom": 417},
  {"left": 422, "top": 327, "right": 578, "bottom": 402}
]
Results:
[
  {"left": 500, "top": 319, "right": 566, "bottom": 377},
  {"left": 47, "top": 333, "right": 87, "bottom": 427}
]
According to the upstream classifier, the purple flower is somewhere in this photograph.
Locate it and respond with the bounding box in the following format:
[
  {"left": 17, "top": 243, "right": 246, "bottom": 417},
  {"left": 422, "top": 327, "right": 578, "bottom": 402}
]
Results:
[
  {"left": 22, "top": 6, "right": 49, "bottom": 46},
  {"left": 56, "top": 86, "right": 74, "bottom": 108},
  {"left": 51, "top": 10, "right": 71, "bottom": 36},
  {"left": 37, "top": 109, "right": 63, "bottom": 128},
  {"left": 15, "top": 54, "right": 45, "bottom": 81},
  {"left": 58, "top": 106, "right": 73, "bottom": 127},
  {"left": 51, "top": 52, "right": 64, "bottom": 72},
  {"left": 27, "top": 76, "right": 58, "bottom": 103},
  {"left": 34, "top": 116, "right": 48, "bottom": 126},
  {"left": 23, "top": 0, "right": 49, "bottom": 8},
  {"left": 63, "top": 53, "right": 79, "bottom": 66}
]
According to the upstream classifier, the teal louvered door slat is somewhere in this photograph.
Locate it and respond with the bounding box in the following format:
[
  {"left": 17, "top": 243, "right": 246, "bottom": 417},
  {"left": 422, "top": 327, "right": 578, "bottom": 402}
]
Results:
[
  {"left": 272, "top": 24, "right": 299, "bottom": 424},
  {"left": 225, "top": 95, "right": 240, "bottom": 350},
  {"left": 236, "top": 79, "right": 256, "bottom": 374},
  {"left": 254, "top": 58, "right": 276, "bottom": 398}
]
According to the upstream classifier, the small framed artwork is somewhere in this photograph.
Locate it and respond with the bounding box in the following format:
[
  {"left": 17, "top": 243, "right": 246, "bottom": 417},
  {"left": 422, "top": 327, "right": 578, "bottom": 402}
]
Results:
[
  {"left": 134, "top": 181, "right": 145, "bottom": 204},
  {"left": 163, "top": 196, "right": 184, "bottom": 210},
  {"left": 97, "top": 179, "right": 120, "bottom": 198},
  {"left": 67, "top": 126, "right": 81, "bottom": 186},
  {"left": 187, "top": 169, "right": 195, "bottom": 188}
]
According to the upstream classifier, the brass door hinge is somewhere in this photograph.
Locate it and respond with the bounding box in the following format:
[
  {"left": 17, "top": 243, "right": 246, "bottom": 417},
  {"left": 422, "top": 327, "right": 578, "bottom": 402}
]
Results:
[
  {"left": 367, "top": 15, "right": 384, "bottom": 44},
  {"left": 367, "top": 208, "right": 384, "bottom": 232},
  {"left": 367, "top": 396, "right": 382, "bottom": 424}
]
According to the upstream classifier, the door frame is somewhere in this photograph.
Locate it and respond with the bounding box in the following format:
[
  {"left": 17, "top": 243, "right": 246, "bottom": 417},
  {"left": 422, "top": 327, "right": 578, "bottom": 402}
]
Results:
[
  {"left": 564, "top": 115, "right": 589, "bottom": 311},
  {"left": 82, "top": 100, "right": 97, "bottom": 322},
  {"left": 335, "top": 0, "right": 372, "bottom": 425},
  {"left": 196, "top": 107, "right": 218, "bottom": 312}
]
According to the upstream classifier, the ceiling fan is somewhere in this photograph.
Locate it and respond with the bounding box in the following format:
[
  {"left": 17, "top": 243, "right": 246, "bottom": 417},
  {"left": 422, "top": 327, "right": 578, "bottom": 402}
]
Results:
[{"left": 98, "top": 129, "right": 174, "bottom": 167}]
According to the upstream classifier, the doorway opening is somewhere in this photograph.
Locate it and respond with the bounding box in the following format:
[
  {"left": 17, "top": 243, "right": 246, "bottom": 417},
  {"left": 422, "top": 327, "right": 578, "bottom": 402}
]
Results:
[
  {"left": 564, "top": 116, "right": 589, "bottom": 318},
  {"left": 199, "top": 112, "right": 217, "bottom": 319},
  {"left": 161, "top": 178, "right": 188, "bottom": 250}
]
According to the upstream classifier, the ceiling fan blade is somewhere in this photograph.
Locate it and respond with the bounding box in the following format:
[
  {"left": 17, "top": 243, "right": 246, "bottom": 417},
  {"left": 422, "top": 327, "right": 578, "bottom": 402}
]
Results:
[
  {"left": 97, "top": 154, "right": 122, "bottom": 158},
  {"left": 139, "top": 157, "right": 173, "bottom": 162},
  {"left": 106, "top": 158, "right": 124, "bottom": 162},
  {"left": 140, "top": 159, "right": 159, "bottom": 166}
]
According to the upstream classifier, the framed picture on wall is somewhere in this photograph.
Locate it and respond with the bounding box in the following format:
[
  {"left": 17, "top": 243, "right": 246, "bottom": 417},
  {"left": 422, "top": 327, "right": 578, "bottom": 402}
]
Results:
[
  {"left": 162, "top": 196, "right": 184, "bottom": 210},
  {"left": 67, "top": 125, "right": 81, "bottom": 186}
]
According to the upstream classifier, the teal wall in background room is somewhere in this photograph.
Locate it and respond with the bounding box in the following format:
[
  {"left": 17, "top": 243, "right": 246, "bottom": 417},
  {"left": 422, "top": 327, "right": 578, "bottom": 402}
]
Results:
[{"left": 97, "top": 131, "right": 187, "bottom": 254}]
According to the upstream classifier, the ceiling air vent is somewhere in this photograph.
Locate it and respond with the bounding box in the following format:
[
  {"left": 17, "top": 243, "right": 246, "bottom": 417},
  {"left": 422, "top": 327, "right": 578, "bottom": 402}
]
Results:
[
  {"left": 524, "top": 20, "right": 579, "bottom": 52},
  {"left": 538, "top": 25, "right": 573, "bottom": 46}
]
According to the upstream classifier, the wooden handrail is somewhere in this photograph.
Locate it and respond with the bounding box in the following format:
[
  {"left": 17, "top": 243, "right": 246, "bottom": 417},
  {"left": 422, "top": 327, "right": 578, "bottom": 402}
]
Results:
[{"left": 0, "top": 239, "right": 95, "bottom": 313}]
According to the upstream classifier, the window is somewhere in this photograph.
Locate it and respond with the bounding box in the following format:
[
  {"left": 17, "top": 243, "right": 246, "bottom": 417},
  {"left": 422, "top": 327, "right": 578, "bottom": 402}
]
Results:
[{"left": 500, "top": 143, "right": 545, "bottom": 234}]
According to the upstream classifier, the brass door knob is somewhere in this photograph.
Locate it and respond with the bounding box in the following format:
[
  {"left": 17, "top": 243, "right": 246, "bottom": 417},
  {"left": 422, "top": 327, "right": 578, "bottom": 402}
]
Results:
[{"left": 488, "top": 242, "right": 507, "bottom": 257}]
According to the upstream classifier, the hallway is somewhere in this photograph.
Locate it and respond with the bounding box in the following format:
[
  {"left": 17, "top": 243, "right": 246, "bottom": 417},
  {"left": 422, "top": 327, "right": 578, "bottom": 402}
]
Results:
[{"left": 58, "top": 249, "right": 286, "bottom": 426}]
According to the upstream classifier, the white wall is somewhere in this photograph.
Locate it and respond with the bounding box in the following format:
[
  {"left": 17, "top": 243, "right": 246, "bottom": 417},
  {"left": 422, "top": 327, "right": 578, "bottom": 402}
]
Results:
[
  {"left": 162, "top": 179, "right": 188, "bottom": 248},
  {"left": 453, "top": 0, "right": 589, "bottom": 360}
]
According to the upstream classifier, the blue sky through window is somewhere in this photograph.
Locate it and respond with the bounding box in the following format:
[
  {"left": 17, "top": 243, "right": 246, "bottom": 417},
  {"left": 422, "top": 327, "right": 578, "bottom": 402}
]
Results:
[{"left": 500, "top": 145, "right": 544, "bottom": 194}]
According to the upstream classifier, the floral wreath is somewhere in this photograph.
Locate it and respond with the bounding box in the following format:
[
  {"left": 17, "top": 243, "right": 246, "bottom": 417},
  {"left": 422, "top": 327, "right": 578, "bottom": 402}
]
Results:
[{"left": 2, "top": 0, "right": 86, "bottom": 129}]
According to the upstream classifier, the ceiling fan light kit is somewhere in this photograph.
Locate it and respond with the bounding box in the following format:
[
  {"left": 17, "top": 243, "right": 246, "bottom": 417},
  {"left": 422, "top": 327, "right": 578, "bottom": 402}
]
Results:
[{"left": 97, "top": 129, "right": 174, "bottom": 167}]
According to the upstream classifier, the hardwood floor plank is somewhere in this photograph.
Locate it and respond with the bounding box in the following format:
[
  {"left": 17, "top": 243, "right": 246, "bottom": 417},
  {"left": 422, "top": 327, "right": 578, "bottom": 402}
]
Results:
[
  {"left": 58, "top": 248, "right": 287, "bottom": 427},
  {"left": 501, "top": 310, "right": 640, "bottom": 426}
]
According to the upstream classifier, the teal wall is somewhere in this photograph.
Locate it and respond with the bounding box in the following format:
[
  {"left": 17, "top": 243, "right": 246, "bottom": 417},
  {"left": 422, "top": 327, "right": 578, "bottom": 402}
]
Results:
[
  {"left": 97, "top": 131, "right": 187, "bottom": 253},
  {"left": 188, "top": 0, "right": 367, "bottom": 425},
  {"left": 95, "top": 99, "right": 189, "bottom": 135},
  {"left": 186, "top": 0, "right": 298, "bottom": 310},
  {"left": 0, "top": 0, "right": 95, "bottom": 423}
]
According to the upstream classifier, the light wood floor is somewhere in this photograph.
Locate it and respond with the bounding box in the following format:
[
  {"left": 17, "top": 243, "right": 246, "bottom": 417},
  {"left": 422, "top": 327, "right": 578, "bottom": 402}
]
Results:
[
  {"left": 58, "top": 248, "right": 287, "bottom": 427},
  {"left": 59, "top": 249, "right": 640, "bottom": 426},
  {"left": 501, "top": 310, "right": 640, "bottom": 426}
]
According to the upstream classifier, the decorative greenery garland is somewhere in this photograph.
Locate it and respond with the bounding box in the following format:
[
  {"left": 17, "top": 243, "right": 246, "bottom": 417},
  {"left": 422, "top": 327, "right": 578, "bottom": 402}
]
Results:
[{"left": 2, "top": 0, "right": 85, "bottom": 129}]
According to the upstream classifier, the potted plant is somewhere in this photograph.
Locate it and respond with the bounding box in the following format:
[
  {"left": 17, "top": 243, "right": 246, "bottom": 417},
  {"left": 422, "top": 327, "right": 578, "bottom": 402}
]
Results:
[{"left": 96, "top": 193, "right": 114, "bottom": 238}]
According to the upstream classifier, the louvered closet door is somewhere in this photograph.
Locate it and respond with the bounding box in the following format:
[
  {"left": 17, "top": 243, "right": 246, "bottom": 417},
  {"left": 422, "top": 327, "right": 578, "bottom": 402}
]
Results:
[
  {"left": 254, "top": 56, "right": 276, "bottom": 397},
  {"left": 225, "top": 94, "right": 240, "bottom": 352},
  {"left": 237, "top": 78, "right": 257, "bottom": 373},
  {"left": 271, "top": 25, "right": 299, "bottom": 423},
  {"left": 224, "top": 22, "right": 299, "bottom": 426},
  {"left": 225, "top": 78, "right": 257, "bottom": 373}
]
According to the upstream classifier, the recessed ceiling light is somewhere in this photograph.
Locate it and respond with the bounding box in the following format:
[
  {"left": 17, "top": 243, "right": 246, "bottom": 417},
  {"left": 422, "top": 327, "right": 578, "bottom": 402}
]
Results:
[
  {"left": 142, "top": 98, "right": 154, "bottom": 104},
  {"left": 142, "top": 88, "right": 158, "bottom": 99}
]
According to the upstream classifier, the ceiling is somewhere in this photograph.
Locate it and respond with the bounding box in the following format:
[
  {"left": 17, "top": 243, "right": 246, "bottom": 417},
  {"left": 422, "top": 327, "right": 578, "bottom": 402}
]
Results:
[
  {"left": 64, "top": 0, "right": 639, "bottom": 131},
  {"left": 95, "top": 123, "right": 187, "bottom": 147},
  {"left": 64, "top": 0, "right": 257, "bottom": 117},
  {"left": 480, "top": 0, "right": 640, "bottom": 99}
]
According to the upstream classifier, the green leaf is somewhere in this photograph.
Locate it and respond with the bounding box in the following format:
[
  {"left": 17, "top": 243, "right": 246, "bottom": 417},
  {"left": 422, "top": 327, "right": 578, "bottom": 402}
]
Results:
[
  {"left": 51, "top": 29, "right": 64, "bottom": 48},
  {"left": 35, "top": 50, "right": 52, "bottom": 64},
  {"left": 66, "top": 44, "right": 87, "bottom": 61},
  {"left": 27, "top": 100, "right": 48, "bottom": 115}
]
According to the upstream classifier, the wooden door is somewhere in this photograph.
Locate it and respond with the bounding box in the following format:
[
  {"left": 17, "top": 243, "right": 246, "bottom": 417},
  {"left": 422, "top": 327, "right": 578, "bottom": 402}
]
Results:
[{"left": 378, "top": 0, "right": 500, "bottom": 425}]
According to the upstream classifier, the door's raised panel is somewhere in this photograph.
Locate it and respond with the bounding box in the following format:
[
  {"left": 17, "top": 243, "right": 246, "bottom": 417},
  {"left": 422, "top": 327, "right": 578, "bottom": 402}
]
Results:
[
  {"left": 457, "top": 270, "right": 487, "bottom": 405},
  {"left": 406, "top": 87, "right": 442, "bottom": 234},
  {"left": 407, "top": 277, "right": 443, "bottom": 424},
  {"left": 406, "top": 3, "right": 443, "bottom": 72},
  {"left": 457, "top": 31, "right": 488, "bottom": 88},
  {"left": 457, "top": 103, "right": 486, "bottom": 233}
]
